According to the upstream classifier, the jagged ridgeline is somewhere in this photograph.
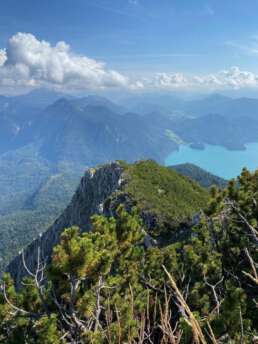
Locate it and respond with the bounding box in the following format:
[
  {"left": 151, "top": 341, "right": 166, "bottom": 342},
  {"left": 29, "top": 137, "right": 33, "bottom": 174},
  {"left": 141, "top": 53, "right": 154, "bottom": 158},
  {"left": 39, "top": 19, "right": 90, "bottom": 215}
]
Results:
[{"left": 1, "top": 161, "right": 258, "bottom": 343}]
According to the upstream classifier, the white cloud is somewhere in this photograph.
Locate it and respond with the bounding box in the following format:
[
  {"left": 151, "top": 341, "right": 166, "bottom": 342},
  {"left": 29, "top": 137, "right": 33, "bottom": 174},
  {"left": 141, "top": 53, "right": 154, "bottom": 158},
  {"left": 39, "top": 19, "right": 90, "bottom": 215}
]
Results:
[
  {"left": 143, "top": 67, "right": 258, "bottom": 90},
  {"left": 0, "top": 32, "right": 131, "bottom": 91},
  {"left": 212, "top": 67, "right": 258, "bottom": 88},
  {"left": 0, "top": 33, "right": 258, "bottom": 93},
  {"left": 0, "top": 49, "right": 7, "bottom": 66}
]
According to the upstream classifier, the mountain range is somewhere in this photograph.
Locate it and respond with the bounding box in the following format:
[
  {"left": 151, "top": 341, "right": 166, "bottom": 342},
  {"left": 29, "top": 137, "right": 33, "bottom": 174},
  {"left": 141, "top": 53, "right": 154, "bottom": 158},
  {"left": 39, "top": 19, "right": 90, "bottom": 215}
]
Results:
[
  {"left": 1, "top": 88, "right": 258, "bottom": 272},
  {"left": 2, "top": 90, "right": 258, "bottom": 162}
]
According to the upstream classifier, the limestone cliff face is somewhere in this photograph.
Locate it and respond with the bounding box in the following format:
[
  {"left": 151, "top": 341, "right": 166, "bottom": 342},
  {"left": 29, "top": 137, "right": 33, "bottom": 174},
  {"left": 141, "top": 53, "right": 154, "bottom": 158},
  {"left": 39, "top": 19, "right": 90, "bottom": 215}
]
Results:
[{"left": 7, "top": 162, "right": 124, "bottom": 287}]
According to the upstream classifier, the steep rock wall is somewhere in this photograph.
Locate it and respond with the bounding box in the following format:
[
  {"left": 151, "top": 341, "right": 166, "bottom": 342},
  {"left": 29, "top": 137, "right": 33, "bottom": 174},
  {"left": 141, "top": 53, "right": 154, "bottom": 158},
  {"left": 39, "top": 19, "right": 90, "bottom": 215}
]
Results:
[{"left": 7, "top": 162, "right": 123, "bottom": 287}]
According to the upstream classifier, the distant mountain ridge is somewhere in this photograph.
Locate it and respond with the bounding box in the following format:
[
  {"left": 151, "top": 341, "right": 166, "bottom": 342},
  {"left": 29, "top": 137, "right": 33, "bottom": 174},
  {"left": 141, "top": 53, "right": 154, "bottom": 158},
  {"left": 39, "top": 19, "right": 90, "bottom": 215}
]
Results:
[
  {"left": 0, "top": 93, "right": 176, "bottom": 164},
  {"left": 29, "top": 99, "right": 175, "bottom": 164},
  {"left": 2, "top": 89, "right": 258, "bottom": 161},
  {"left": 170, "top": 163, "right": 228, "bottom": 188},
  {"left": 71, "top": 95, "right": 126, "bottom": 114},
  {"left": 122, "top": 92, "right": 258, "bottom": 119}
]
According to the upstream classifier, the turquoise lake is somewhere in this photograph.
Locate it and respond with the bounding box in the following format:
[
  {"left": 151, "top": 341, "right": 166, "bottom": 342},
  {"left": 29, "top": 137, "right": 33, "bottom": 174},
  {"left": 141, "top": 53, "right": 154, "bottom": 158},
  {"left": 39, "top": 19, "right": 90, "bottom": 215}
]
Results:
[{"left": 165, "top": 142, "right": 258, "bottom": 179}]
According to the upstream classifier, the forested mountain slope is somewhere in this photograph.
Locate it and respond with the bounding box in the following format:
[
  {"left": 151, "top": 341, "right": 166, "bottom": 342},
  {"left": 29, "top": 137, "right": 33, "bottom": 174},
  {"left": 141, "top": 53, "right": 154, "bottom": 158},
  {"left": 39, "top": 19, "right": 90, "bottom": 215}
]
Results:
[
  {"left": 170, "top": 163, "right": 228, "bottom": 188},
  {"left": 1, "top": 163, "right": 257, "bottom": 343},
  {"left": 0, "top": 171, "right": 80, "bottom": 273}
]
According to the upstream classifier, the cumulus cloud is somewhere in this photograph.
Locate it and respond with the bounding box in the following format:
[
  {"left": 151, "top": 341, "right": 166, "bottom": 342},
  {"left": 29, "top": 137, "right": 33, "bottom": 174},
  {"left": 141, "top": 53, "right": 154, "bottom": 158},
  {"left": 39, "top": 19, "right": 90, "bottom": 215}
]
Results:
[
  {"left": 205, "top": 67, "right": 258, "bottom": 88},
  {"left": 0, "top": 32, "right": 131, "bottom": 91},
  {"left": 144, "top": 67, "right": 258, "bottom": 90},
  {"left": 0, "top": 33, "right": 258, "bottom": 93}
]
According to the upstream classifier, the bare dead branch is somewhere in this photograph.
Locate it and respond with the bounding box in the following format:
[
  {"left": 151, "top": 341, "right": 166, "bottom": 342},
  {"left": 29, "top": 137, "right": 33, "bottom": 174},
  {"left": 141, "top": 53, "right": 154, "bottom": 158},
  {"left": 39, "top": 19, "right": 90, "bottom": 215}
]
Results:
[
  {"left": 204, "top": 275, "right": 224, "bottom": 316},
  {"left": 225, "top": 201, "right": 258, "bottom": 244},
  {"left": 163, "top": 265, "right": 208, "bottom": 344},
  {"left": 2, "top": 282, "right": 40, "bottom": 319},
  {"left": 243, "top": 248, "right": 258, "bottom": 282}
]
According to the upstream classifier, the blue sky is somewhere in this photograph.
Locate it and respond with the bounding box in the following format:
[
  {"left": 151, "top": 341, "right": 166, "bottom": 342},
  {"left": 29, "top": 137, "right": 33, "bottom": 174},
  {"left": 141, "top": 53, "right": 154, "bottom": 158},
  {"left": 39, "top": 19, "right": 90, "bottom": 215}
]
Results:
[{"left": 1, "top": 0, "right": 258, "bottom": 93}]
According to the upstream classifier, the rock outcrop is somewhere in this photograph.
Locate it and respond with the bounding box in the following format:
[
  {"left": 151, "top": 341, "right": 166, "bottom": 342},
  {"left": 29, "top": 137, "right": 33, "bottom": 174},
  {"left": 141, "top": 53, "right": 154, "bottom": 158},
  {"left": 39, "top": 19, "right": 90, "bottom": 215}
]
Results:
[
  {"left": 7, "top": 160, "right": 208, "bottom": 287},
  {"left": 7, "top": 162, "right": 124, "bottom": 287}
]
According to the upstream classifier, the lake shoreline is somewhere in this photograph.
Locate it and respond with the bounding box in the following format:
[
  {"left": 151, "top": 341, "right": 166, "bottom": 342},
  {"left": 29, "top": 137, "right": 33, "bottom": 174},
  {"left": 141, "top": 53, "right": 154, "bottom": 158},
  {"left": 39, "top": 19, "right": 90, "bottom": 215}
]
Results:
[{"left": 165, "top": 142, "right": 258, "bottom": 179}]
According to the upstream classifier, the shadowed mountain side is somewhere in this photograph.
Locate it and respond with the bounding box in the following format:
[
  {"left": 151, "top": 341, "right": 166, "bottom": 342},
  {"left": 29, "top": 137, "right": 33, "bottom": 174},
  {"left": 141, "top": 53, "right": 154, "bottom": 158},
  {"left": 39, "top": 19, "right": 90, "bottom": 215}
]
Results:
[{"left": 28, "top": 99, "right": 176, "bottom": 164}]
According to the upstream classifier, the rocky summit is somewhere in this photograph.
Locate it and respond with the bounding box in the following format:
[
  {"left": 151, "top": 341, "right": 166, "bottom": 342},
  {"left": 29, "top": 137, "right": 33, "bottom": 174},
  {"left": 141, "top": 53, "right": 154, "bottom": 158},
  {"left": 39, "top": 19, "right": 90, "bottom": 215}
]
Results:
[{"left": 7, "top": 160, "right": 208, "bottom": 287}]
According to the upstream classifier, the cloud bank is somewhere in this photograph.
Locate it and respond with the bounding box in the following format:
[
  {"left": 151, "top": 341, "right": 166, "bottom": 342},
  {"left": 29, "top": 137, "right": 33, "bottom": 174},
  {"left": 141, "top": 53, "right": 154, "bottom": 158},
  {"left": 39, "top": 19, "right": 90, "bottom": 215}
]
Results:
[
  {"left": 0, "top": 33, "right": 258, "bottom": 93},
  {"left": 0, "top": 32, "right": 130, "bottom": 92},
  {"left": 149, "top": 67, "right": 258, "bottom": 90}
]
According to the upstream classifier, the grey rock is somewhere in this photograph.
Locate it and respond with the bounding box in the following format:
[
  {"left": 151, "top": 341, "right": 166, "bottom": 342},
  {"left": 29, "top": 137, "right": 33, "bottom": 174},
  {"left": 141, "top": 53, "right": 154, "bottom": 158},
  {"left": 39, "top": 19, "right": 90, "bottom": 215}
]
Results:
[{"left": 7, "top": 162, "right": 124, "bottom": 287}]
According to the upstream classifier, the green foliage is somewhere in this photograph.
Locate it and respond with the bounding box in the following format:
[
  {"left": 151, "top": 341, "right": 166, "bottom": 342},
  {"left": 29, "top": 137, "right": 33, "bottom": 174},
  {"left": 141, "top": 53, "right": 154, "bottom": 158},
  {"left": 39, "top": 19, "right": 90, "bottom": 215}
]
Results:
[
  {"left": 0, "top": 207, "right": 147, "bottom": 343},
  {"left": 123, "top": 160, "right": 209, "bottom": 230},
  {"left": 0, "top": 168, "right": 80, "bottom": 273},
  {"left": 170, "top": 163, "right": 228, "bottom": 189},
  {"left": 1, "top": 168, "right": 258, "bottom": 343}
]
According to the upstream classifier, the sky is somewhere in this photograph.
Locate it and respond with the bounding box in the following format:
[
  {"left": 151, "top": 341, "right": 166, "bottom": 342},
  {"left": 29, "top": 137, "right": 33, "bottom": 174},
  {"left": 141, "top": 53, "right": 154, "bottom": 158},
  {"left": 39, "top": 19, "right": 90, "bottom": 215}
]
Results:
[{"left": 1, "top": 0, "right": 258, "bottom": 94}]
